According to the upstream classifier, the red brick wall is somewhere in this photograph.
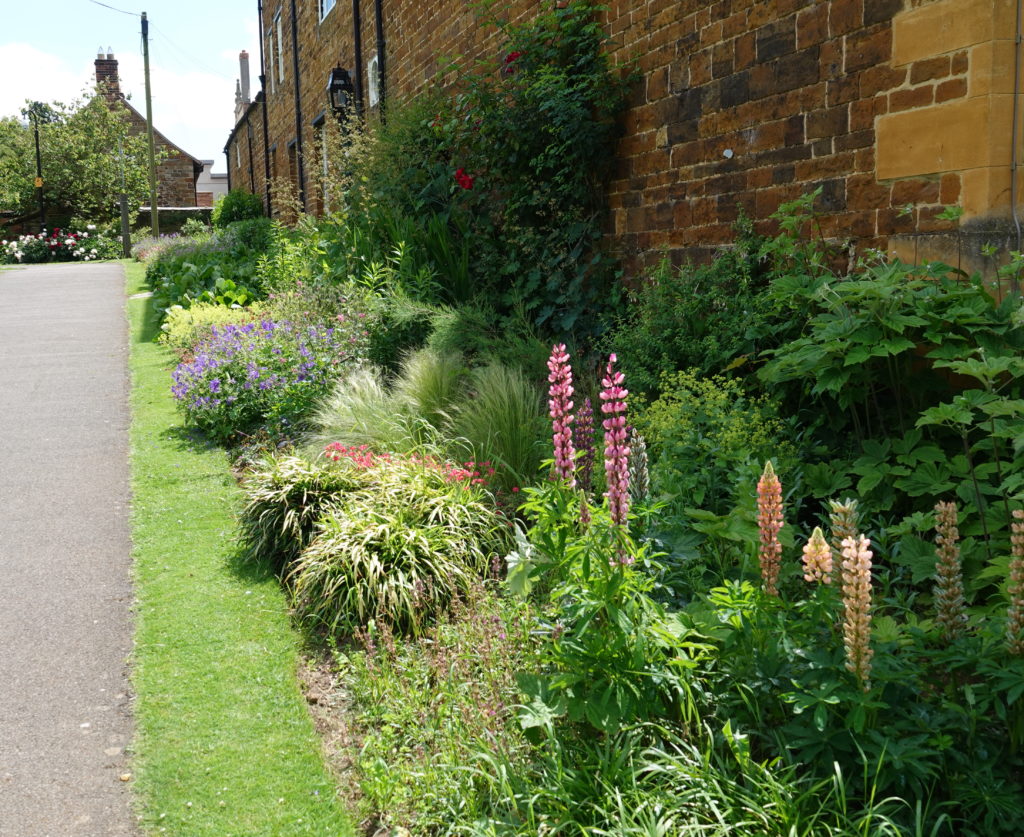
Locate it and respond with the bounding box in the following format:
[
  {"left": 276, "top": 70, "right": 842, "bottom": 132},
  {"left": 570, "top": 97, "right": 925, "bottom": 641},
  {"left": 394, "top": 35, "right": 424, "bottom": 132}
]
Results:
[{"left": 226, "top": 0, "right": 1009, "bottom": 278}]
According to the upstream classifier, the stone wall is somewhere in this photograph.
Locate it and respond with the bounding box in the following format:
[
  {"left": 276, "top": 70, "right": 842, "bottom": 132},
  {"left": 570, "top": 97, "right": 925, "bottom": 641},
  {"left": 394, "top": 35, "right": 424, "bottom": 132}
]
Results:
[{"left": 226, "top": 0, "right": 1022, "bottom": 278}]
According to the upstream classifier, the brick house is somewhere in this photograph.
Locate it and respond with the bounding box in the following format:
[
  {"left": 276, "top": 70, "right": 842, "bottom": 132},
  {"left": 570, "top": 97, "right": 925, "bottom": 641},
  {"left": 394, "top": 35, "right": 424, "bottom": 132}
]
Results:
[
  {"left": 95, "top": 51, "right": 202, "bottom": 207},
  {"left": 224, "top": 0, "right": 1022, "bottom": 278}
]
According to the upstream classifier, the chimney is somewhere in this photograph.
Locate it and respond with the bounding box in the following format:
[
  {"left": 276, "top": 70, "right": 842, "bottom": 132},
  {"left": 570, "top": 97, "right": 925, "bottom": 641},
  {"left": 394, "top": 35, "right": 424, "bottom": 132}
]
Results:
[
  {"left": 239, "top": 51, "right": 250, "bottom": 103},
  {"left": 95, "top": 49, "right": 121, "bottom": 98},
  {"left": 234, "top": 50, "right": 251, "bottom": 121}
]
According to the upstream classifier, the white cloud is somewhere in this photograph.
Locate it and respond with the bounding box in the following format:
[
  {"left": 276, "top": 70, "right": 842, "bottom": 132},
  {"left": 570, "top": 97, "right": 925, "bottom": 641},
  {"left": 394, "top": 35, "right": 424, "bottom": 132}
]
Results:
[{"left": 0, "top": 39, "right": 255, "bottom": 171}]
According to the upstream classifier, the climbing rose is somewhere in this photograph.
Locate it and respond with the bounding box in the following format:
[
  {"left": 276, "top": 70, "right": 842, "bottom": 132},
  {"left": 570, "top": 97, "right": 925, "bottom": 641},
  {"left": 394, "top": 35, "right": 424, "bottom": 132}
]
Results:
[
  {"left": 757, "top": 460, "right": 783, "bottom": 596},
  {"left": 546, "top": 343, "right": 575, "bottom": 487}
]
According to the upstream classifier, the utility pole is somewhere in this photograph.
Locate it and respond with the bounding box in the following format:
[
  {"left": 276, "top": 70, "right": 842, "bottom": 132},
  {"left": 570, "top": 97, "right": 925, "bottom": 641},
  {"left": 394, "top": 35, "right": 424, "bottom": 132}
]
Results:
[
  {"left": 31, "top": 104, "right": 46, "bottom": 233},
  {"left": 118, "top": 137, "right": 131, "bottom": 258},
  {"left": 141, "top": 11, "right": 159, "bottom": 236}
]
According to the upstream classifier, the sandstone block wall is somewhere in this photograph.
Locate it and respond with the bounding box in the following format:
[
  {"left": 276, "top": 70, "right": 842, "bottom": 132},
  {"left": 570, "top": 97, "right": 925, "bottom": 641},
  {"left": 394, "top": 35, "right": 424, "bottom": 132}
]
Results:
[{"left": 226, "top": 0, "right": 1022, "bottom": 278}]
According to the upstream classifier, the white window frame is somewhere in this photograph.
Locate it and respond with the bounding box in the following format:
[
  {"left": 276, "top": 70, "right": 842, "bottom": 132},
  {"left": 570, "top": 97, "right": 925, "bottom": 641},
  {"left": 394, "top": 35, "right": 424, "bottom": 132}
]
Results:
[
  {"left": 320, "top": 0, "right": 336, "bottom": 20},
  {"left": 266, "top": 25, "right": 276, "bottom": 93},
  {"left": 275, "top": 10, "right": 284, "bottom": 85},
  {"left": 367, "top": 55, "right": 380, "bottom": 108}
]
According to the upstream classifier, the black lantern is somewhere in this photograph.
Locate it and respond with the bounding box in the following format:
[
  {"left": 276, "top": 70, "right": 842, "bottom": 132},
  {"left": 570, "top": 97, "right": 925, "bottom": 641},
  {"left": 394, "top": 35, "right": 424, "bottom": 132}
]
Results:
[{"left": 327, "top": 66, "right": 355, "bottom": 119}]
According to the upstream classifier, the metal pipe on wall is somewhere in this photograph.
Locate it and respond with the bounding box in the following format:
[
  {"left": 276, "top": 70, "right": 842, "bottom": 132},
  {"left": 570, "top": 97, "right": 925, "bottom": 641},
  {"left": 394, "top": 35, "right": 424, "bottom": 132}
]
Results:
[
  {"left": 352, "top": 0, "right": 364, "bottom": 117},
  {"left": 374, "top": 0, "right": 386, "bottom": 118},
  {"left": 1012, "top": 0, "right": 1022, "bottom": 259},
  {"left": 257, "top": 0, "right": 272, "bottom": 215},
  {"left": 290, "top": 0, "right": 306, "bottom": 210}
]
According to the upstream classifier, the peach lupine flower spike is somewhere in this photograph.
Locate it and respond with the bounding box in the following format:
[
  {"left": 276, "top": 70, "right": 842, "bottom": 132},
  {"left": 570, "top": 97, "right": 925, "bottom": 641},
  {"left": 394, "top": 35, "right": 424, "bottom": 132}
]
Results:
[{"left": 757, "top": 460, "right": 784, "bottom": 596}]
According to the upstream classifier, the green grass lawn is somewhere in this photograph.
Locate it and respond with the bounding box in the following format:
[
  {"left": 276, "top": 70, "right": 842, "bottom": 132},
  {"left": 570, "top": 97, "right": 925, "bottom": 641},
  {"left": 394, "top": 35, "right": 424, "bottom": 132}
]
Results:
[{"left": 125, "top": 260, "right": 352, "bottom": 836}]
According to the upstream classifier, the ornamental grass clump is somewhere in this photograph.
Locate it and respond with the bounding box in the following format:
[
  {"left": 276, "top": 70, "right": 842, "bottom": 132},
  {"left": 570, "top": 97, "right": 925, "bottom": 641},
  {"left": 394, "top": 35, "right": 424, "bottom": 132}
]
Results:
[
  {"left": 933, "top": 500, "right": 968, "bottom": 642},
  {"left": 237, "top": 453, "right": 369, "bottom": 573},
  {"left": 289, "top": 457, "right": 510, "bottom": 636},
  {"left": 801, "top": 526, "right": 832, "bottom": 585},
  {"left": 171, "top": 317, "right": 368, "bottom": 444},
  {"left": 757, "top": 460, "right": 783, "bottom": 595},
  {"left": 841, "top": 535, "right": 874, "bottom": 691},
  {"left": 1008, "top": 509, "right": 1024, "bottom": 655},
  {"left": 547, "top": 343, "right": 576, "bottom": 487}
]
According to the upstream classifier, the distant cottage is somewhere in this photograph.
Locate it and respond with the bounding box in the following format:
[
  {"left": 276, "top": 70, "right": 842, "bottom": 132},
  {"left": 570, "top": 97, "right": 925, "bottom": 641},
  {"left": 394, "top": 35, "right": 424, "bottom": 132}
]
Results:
[
  {"left": 94, "top": 50, "right": 203, "bottom": 207},
  {"left": 224, "top": 0, "right": 1021, "bottom": 278}
]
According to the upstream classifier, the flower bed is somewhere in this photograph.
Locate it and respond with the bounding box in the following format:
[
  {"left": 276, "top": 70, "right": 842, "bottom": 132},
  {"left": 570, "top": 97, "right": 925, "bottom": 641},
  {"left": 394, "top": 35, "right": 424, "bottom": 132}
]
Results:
[{"left": 171, "top": 318, "right": 368, "bottom": 443}]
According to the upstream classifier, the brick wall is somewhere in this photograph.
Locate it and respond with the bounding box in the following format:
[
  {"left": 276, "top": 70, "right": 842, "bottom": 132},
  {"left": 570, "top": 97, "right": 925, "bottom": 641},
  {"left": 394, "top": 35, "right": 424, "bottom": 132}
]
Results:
[{"left": 226, "top": 0, "right": 1021, "bottom": 278}]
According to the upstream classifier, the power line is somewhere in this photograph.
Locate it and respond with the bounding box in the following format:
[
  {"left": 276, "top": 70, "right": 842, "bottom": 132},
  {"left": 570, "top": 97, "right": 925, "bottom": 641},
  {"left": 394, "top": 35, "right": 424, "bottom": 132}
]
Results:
[
  {"left": 150, "top": 23, "right": 234, "bottom": 83},
  {"left": 84, "top": 0, "right": 139, "bottom": 17}
]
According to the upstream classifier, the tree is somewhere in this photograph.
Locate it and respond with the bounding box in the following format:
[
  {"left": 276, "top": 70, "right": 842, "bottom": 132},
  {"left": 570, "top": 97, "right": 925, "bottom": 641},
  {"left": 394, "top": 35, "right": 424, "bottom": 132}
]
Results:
[{"left": 0, "top": 89, "right": 154, "bottom": 224}]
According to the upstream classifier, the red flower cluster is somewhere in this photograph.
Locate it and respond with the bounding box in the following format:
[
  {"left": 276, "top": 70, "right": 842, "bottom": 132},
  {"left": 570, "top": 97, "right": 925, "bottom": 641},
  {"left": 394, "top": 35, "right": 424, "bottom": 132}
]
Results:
[
  {"left": 501, "top": 50, "right": 524, "bottom": 77},
  {"left": 454, "top": 167, "right": 475, "bottom": 190},
  {"left": 323, "top": 443, "right": 496, "bottom": 487},
  {"left": 324, "top": 443, "right": 391, "bottom": 469}
]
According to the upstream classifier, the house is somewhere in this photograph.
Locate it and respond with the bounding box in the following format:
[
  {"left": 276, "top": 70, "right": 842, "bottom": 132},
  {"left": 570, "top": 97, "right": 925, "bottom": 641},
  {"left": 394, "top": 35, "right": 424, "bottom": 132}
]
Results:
[
  {"left": 196, "top": 161, "right": 229, "bottom": 208},
  {"left": 95, "top": 51, "right": 203, "bottom": 207},
  {"left": 224, "top": 0, "right": 1021, "bottom": 278}
]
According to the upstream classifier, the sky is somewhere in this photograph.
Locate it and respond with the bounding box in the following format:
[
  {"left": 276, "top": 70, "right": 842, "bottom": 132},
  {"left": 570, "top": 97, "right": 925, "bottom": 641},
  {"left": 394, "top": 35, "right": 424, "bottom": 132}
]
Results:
[{"left": 0, "top": 0, "right": 260, "bottom": 171}]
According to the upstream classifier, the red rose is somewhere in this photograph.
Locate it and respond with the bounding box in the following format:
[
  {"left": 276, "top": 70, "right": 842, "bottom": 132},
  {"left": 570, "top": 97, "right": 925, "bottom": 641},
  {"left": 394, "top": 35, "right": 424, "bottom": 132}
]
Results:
[{"left": 454, "top": 167, "right": 474, "bottom": 190}]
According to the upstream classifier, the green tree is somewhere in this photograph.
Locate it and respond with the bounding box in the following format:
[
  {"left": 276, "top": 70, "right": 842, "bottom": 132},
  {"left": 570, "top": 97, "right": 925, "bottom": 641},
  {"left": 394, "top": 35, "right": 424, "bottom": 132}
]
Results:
[{"left": 0, "top": 89, "right": 153, "bottom": 224}]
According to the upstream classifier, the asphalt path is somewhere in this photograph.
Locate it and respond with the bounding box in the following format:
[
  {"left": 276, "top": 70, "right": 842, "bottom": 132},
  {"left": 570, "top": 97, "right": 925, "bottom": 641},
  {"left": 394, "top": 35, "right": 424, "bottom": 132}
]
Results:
[{"left": 0, "top": 262, "right": 136, "bottom": 836}]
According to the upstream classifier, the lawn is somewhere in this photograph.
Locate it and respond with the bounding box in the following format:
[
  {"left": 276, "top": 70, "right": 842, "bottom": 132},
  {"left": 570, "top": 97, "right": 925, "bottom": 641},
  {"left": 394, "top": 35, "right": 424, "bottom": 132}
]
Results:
[{"left": 124, "top": 259, "right": 352, "bottom": 836}]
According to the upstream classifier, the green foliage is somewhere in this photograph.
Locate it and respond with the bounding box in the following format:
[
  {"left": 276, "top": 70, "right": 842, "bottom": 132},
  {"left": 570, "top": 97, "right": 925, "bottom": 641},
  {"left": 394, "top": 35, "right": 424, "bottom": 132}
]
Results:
[
  {"left": 211, "top": 188, "right": 264, "bottom": 228},
  {"left": 509, "top": 483, "right": 712, "bottom": 735},
  {"left": 0, "top": 94, "right": 154, "bottom": 223},
  {"left": 144, "top": 219, "right": 273, "bottom": 317},
  {"left": 635, "top": 369, "right": 799, "bottom": 517},
  {"left": 290, "top": 456, "right": 510, "bottom": 636},
  {"left": 340, "top": 587, "right": 537, "bottom": 831},
  {"left": 608, "top": 230, "right": 775, "bottom": 397},
  {"left": 314, "top": 1, "right": 631, "bottom": 345}
]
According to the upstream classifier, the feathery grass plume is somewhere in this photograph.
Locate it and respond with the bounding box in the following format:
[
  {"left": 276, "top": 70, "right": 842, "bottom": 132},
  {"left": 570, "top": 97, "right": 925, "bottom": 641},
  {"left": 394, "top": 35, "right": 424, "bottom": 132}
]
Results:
[
  {"left": 933, "top": 501, "right": 968, "bottom": 642},
  {"left": 628, "top": 429, "right": 650, "bottom": 505},
  {"left": 1008, "top": 509, "right": 1024, "bottom": 655},
  {"left": 601, "top": 354, "right": 631, "bottom": 558},
  {"left": 841, "top": 535, "right": 874, "bottom": 691},
  {"left": 802, "top": 526, "right": 833, "bottom": 584},
  {"left": 757, "top": 460, "right": 784, "bottom": 595},
  {"left": 828, "top": 498, "right": 861, "bottom": 558},
  {"left": 547, "top": 344, "right": 576, "bottom": 487},
  {"left": 573, "top": 396, "right": 596, "bottom": 494}
]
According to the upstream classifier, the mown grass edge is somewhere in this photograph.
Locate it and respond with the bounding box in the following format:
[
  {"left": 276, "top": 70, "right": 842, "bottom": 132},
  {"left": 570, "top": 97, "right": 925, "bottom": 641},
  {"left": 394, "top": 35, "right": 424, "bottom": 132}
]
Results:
[{"left": 124, "top": 259, "right": 352, "bottom": 836}]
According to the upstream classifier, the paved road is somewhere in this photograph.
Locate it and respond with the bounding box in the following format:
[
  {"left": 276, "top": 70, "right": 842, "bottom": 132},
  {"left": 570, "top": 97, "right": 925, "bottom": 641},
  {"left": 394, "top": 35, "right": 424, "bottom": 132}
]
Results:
[{"left": 0, "top": 263, "right": 136, "bottom": 836}]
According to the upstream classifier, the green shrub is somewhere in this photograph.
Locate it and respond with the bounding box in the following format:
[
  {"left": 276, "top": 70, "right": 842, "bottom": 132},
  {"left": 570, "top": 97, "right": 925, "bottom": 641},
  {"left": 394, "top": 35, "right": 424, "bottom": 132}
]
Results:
[
  {"left": 635, "top": 369, "right": 799, "bottom": 517},
  {"left": 289, "top": 457, "right": 510, "bottom": 636},
  {"left": 237, "top": 453, "right": 368, "bottom": 573},
  {"left": 145, "top": 220, "right": 273, "bottom": 317},
  {"left": 212, "top": 188, "right": 264, "bottom": 228},
  {"left": 159, "top": 300, "right": 269, "bottom": 354}
]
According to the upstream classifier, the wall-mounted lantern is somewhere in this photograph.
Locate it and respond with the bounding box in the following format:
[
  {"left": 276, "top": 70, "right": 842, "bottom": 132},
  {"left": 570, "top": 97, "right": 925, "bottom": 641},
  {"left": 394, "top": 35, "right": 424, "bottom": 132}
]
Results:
[{"left": 327, "top": 66, "right": 355, "bottom": 121}]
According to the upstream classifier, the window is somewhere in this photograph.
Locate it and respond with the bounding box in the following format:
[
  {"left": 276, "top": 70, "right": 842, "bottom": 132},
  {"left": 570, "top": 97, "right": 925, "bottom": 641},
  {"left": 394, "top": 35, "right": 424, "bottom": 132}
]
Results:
[
  {"left": 367, "top": 55, "right": 380, "bottom": 108},
  {"left": 266, "top": 24, "right": 276, "bottom": 93},
  {"left": 235, "top": 141, "right": 241, "bottom": 168},
  {"left": 274, "top": 10, "right": 284, "bottom": 86},
  {"left": 320, "top": 0, "right": 336, "bottom": 20}
]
